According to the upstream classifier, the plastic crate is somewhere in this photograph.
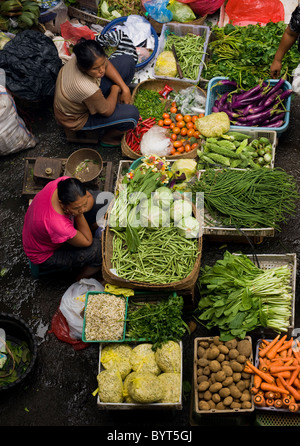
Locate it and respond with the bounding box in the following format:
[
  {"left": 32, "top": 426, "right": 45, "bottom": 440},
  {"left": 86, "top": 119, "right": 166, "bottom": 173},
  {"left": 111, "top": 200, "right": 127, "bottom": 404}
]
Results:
[
  {"left": 97, "top": 341, "right": 183, "bottom": 410},
  {"left": 199, "top": 128, "right": 277, "bottom": 169},
  {"left": 152, "top": 23, "right": 210, "bottom": 84},
  {"left": 193, "top": 336, "right": 255, "bottom": 415},
  {"left": 235, "top": 253, "right": 297, "bottom": 334},
  {"left": 82, "top": 291, "right": 128, "bottom": 343},
  {"left": 205, "top": 76, "right": 292, "bottom": 136}
]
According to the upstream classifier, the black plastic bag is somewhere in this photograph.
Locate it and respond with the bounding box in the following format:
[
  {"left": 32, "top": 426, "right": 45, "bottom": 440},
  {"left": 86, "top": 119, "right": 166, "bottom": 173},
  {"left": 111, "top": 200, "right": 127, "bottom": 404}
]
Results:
[{"left": 0, "top": 30, "right": 62, "bottom": 101}]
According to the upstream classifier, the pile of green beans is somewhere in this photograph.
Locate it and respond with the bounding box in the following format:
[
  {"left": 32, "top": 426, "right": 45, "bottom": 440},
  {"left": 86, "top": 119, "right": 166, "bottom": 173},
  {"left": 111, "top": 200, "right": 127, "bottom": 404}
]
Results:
[
  {"left": 111, "top": 225, "right": 199, "bottom": 284},
  {"left": 164, "top": 32, "right": 207, "bottom": 80},
  {"left": 192, "top": 168, "right": 299, "bottom": 230}
]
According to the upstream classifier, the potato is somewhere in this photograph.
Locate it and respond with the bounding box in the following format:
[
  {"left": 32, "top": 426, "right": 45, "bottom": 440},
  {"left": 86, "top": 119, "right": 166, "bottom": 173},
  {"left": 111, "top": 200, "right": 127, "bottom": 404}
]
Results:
[
  {"left": 216, "top": 353, "right": 225, "bottom": 362},
  {"left": 225, "top": 339, "right": 237, "bottom": 349},
  {"left": 237, "top": 339, "right": 252, "bottom": 357},
  {"left": 230, "top": 361, "right": 243, "bottom": 372},
  {"left": 212, "top": 336, "right": 221, "bottom": 345},
  {"left": 208, "top": 400, "right": 216, "bottom": 409},
  {"left": 216, "top": 402, "right": 225, "bottom": 410},
  {"left": 218, "top": 345, "right": 229, "bottom": 355},
  {"left": 228, "top": 348, "right": 239, "bottom": 359},
  {"left": 240, "top": 390, "right": 251, "bottom": 402},
  {"left": 223, "top": 396, "right": 233, "bottom": 406},
  {"left": 241, "top": 372, "right": 251, "bottom": 379},
  {"left": 197, "top": 367, "right": 203, "bottom": 376},
  {"left": 222, "top": 365, "right": 233, "bottom": 377},
  {"left": 210, "top": 373, "right": 216, "bottom": 384},
  {"left": 199, "top": 400, "right": 210, "bottom": 411},
  {"left": 215, "top": 370, "right": 226, "bottom": 382},
  {"left": 198, "top": 375, "right": 208, "bottom": 383},
  {"left": 236, "top": 380, "right": 246, "bottom": 392},
  {"left": 198, "top": 381, "right": 210, "bottom": 392},
  {"left": 209, "top": 382, "right": 222, "bottom": 393},
  {"left": 241, "top": 401, "right": 252, "bottom": 409},
  {"left": 206, "top": 346, "right": 220, "bottom": 360},
  {"left": 197, "top": 346, "right": 206, "bottom": 358},
  {"left": 203, "top": 366, "right": 211, "bottom": 376},
  {"left": 198, "top": 358, "right": 209, "bottom": 367},
  {"left": 237, "top": 354, "right": 247, "bottom": 364},
  {"left": 232, "top": 372, "right": 242, "bottom": 382},
  {"left": 230, "top": 401, "right": 241, "bottom": 409},
  {"left": 222, "top": 376, "right": 233, "bottom": 387},
  {"left": 203, "top": 390, "right": 212, "bottom": 401},
  {"left": 229, "top": 384, "right": 242, "bottom": 399},
  {"left": 209, "top": 360, "right": 221, "bottom": 373},
  {"left": 212, "top": 393, "right": 221, "bottom": 403},
  {"left": 199, "top": 341, "right": 210, "bottom": 348},
  {"left": 219, "top": 387, "right": 230, "bottom": 398}
]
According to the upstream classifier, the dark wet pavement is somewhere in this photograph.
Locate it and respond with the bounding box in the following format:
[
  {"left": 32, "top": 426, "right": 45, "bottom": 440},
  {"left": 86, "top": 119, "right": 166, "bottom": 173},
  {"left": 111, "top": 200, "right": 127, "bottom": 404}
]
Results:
[{"left": 0, "top": 93, "right": 300, "bottom": 429}]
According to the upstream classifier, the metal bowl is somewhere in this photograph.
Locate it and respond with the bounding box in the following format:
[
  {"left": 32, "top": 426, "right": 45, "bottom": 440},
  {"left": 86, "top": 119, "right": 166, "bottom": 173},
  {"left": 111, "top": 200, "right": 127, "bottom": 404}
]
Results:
[
  {"left": 0, "top": 313, "right": 38, "bottom": 392},
  {"left": 64, "top": 148, "right": 103, "bottom": 183}
]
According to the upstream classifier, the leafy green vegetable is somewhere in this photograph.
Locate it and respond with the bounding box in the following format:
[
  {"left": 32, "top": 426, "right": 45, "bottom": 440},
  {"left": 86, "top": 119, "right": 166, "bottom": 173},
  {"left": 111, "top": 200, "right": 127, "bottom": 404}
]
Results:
[
  {"left": 133, "top": 89, "right": 166, "bottom": 121},
  {"left": 203, "top": 22, "right": 300, "bottom": 88},
  {"left": 0, "top": 340, "right": 31, "bottom": 386},
  {"left": 195, "top": 251, "right": 293, "bottom": 340},
  {"left": 126, "top": 293, "right": 189, "bottom": 350}
]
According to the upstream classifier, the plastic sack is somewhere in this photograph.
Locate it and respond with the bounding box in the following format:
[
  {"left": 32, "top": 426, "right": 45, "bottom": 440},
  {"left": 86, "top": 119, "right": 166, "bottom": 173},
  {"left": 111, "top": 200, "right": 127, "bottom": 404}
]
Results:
[
  {"left": 292, "top": 63, "right": 300, "bottom": 96},
  {"left": 225, "top": 0, "right": 284, "bottom": 25},
  {"left": 0, "top": 85, "right": 38, "bottom": 156},
  {"left": 58, "top": 278, "right": 104, "bottom": 340},
  {"left": 167, "top": 0, "right": 196, "bottom": 22},
  {"left": 154, "top": 50, "right": 177, "bottom": 77},
  {"left": 140, "top": 125, "right": 173, "bottom": 156},
  {"left": 173, "top": 86, "right": 206, "bottom": 115},
  {"left": 49, "top": 309, "right": 88, "bottom": 350},
  {"left": 0, "top": 29, "right": 62, "bottom": 101},
  {"left": 115, "top": 15, "right": 152, "bottom": 48},
  {"left": 144, "top": 0, "right": 173, "bottom": 23},
  {"left": 176, "top": 0, "right": 225, "bottom": 16},
  {"left": 60, "top": 21, "right": 96, "bottom": 56}
]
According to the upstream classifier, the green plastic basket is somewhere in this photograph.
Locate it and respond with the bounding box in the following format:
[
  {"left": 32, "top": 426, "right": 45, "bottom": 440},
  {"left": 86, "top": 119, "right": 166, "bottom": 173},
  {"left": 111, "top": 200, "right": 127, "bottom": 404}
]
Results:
[{"left": 82, "top": 291, "right": 128, "bottom": 343}]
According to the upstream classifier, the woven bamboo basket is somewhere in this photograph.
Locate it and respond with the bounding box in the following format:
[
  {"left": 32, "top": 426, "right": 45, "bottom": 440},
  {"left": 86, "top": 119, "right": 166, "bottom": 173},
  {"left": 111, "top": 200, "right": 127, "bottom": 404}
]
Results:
[
  {"left": 122, "top": 78, "right": 206, "bottom": 159},
  {"left": 101, "top": 204, "right": 203, "bottom": 291}
]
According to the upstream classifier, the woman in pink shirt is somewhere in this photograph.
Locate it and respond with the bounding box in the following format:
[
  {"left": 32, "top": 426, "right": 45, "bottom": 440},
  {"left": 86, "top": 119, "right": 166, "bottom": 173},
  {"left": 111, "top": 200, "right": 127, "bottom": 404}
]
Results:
[{"left": 22, "top": 176, "right": 103, "bottom": 280}]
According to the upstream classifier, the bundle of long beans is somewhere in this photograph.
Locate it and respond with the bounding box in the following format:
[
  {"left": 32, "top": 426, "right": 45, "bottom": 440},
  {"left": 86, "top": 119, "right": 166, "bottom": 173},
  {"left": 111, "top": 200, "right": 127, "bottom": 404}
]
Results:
[{"left": 192, "top": 168, "right": 299, "bottom": 230}]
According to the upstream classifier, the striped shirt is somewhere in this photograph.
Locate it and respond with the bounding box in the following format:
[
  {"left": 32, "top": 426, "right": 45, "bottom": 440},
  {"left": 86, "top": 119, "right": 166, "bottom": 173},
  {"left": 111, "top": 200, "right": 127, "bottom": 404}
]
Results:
[{"left": 96, "top": 29, "right": 138, "bottom": 63}]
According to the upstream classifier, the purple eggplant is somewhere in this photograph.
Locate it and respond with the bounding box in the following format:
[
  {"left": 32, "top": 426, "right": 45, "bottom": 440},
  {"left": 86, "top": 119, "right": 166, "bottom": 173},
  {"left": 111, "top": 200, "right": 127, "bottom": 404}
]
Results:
[
  {"left": 214, "top": 79, "right": 238, "bottom": 88},
  {"left": 218, "top": 91, "right": 230, "bottom": 109},
  {"left": 262, "top": 89, "right": 283, "bottom": 109},
  {"left": 266, "top": 119, "right": 285, "bottom": 128},
  {"left": 278, "top": 89, "right": 293, "bottom": 101},
  {"left": 212, "top": 106, "right": 219, "bottom": 112}
]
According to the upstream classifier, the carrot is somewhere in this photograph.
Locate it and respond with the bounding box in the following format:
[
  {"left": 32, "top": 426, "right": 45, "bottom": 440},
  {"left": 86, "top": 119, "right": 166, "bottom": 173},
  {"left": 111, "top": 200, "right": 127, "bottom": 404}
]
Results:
[
  {"left": 259, "top": 357, "right": 269, "bottom": 372},
  {"left": 266, "top": 398, "right": 274, "bottom": 406},
  {"left": 259, "top": 335, "right": 280, "bottom": 358},
  {"left": 294, "top": 377, "right": 300, "bottom": 389},
  {"left": 277, "top": 338, "right": 294, "bottom": 353},
  {"left": 280, "top": 349, "right": 288, "bottom": 358},
  {"left": 254, "top": 394, "right": 265, "bottom": 407},
  {"left": 264, "top": 391, "right": 275, "bottom": 399},
  {"left": 288, "top": 365, "right": 300, "bottom": 386},
  {"left": 269, "top": 365, "right": 297, "bottom": 374},
  {"left": 254, "top": 374, "right": 262, "bottom": 389},
  {"left": 274, "top": 399, "right": 283, "bottom": 408},
  {"left": 288, "top": 402, "right": 299, "bottom": 412},
  {"left": 246, "top": 361, "right": 274, "bottom": 384},
  {"left": 278, "top": 375, "right": 300, "bottom": 401},
  {"left": 283, "top": 395, "right": 294, "bottom": 406},
  {"left": 243, "top": 364, "right": 254, "bottom": 374},
  {"left": 266, "top": 335, "right": 287, "bottom": 360},
  {"left": 273, "top": 371, "right": 291, "bottom": 379},
  {"left": 260, "top": 382, "right": 289, "bottom": 395},
  {"left": 251, "top": 387, "right": 259, "bottom": 395}
]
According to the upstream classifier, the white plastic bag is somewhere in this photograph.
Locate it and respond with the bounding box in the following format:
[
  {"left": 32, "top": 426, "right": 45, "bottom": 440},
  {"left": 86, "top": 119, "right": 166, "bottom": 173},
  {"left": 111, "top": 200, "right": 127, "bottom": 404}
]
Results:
[
  {"left": 59, "top": 278, "right": 104, "bottom": 339},
  {"left": 140, "top": 125, "right": 173, "bottom": 156},
  {"left": 0, "top": 85, "right": 38, "bottom": 156},
  {"left": 292, "top": 63, "right": 300, "bottom": 96},
  {"left": 173, "top": 86, "right": 206, "bottom": 115}
]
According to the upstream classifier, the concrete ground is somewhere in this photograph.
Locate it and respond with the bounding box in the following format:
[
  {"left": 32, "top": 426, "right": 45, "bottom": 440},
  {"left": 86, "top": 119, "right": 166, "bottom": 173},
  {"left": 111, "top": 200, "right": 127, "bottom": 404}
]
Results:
[{"left": 0, "top": 90, "right": 300, "bottom": 430}]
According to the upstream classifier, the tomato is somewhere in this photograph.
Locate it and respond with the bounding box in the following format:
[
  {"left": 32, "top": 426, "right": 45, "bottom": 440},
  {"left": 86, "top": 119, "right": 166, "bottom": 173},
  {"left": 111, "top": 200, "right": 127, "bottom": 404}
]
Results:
[
  {"left": 183, "top": 115, "right": 192, "bottom": 123},
  {"left": 177, "top": 120, "right": 185, "bottom": 129},
  {"left": 181, "top": 128, "right": 187, "bottom": 136},
  {"left": 177, "top": 146, "right": 185, "bottom": 153},
  {"left": 173, "top": 126, "right": 180, "bottom": 134},
  {"left": 171, "top": 133, "right": 177, "bottom": 141},
  {"left": 187, "top": 128, "right": 195, "bottom": 138},
  {"left": 175, "top": 113, "right": 184, "bottom": 121},
  {"left": 170, "top": 122, "right": 175, "bottom": 129},
  {"left": 198, "top": 113, "right": 205, "bottom": 118},
  {"left": 170, "top": 147, "right": 176, "bottom": 155},
  {"left": 173, "top": 140, "right": 183, "bottom": 148},
  {"left": 191, "top": 143, "right": 198, "bottom": 150},
  {"left": 192, "top": 115, "right": 198, "bottom": 123},
  {"left": 171, "top": 101, "right": 177, "bottom": 107},
  {"left": 158, "top": 119, "right": 164, "bottom": 126},
  {"left": 172, "top": 151, "right": 180, "bottom": 156},
  {"left": 186, "top": 121, "right": 194, "bottom": 129},
  {"left": 162, "top": 112, "right": 170, "bottom": 119},
  {"left": 170, "top": 106, "right": 177, "bottom": 114},
  {"left": 184, "top": 143, "right": 191, "bottom": 152},
  {"left": 193, "top": 130, "right": 200, "bottom": 139},
  {"left": 164, "top": 118, "right": 172, "bottom": 126}
]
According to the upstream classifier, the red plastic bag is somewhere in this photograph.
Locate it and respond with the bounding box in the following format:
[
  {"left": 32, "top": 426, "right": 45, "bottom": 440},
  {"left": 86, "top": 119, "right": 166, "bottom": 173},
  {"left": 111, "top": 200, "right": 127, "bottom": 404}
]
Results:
[
  {"left": 225, "top": 0, "right": 284, "bottom": 25},
  {"left": 60, "top": 21, "right": 96, "bottom": 56},
  {"left": 49, "top": 308, "right": 89, "bottom": 350},
  {"left": 176, "top": 0, "right": 225, "bottom": 16}
]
